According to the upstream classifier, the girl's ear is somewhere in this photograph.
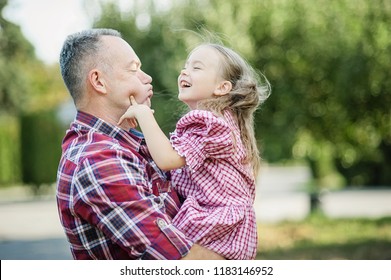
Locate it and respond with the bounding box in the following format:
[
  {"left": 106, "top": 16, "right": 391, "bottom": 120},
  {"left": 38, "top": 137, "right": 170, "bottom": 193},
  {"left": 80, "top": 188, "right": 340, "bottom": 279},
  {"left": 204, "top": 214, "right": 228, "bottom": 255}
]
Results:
[
  {"left": 214, "top": 80, "right": 232, "bottom": 96},
  {"left": 88, "top": 69, "right": 107, "bottom": 94}
]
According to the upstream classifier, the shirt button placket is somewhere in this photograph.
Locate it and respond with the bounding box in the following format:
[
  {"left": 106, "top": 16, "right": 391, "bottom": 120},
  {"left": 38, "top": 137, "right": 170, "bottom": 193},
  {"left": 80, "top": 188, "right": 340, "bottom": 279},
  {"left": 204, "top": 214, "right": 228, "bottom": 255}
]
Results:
[
  {"left": 154, "top": 197, "right": 163, "bottom": 208},
  {"left": 157, "top": 218, "right": 167, "bottom": 229}
]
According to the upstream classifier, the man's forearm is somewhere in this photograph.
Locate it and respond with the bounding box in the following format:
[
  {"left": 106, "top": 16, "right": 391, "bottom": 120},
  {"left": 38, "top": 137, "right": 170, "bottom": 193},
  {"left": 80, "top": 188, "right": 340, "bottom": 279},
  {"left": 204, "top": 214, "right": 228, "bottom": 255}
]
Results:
[{"left": 181, "top": 244, "right": 225, "bottom": 260}]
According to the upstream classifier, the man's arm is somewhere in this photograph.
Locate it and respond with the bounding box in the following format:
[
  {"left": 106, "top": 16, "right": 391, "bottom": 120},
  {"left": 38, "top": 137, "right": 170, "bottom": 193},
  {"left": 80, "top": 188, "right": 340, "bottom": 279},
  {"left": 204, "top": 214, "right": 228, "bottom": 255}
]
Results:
[
  {"left": 118, "top": 96, "right": 185, "bottom": 171},
  {"left": 74, "top": 149, "right": 192, "bottom": 259},
  {"left": 182, "top": 244, "right": 225, "bottom": 260}
]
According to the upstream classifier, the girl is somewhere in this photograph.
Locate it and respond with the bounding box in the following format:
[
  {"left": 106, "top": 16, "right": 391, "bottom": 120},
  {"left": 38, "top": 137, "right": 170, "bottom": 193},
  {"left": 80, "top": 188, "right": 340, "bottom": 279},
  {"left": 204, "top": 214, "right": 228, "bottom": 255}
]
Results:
[{"left": 118, "top": 43, "right": 270, "bottom": 259}]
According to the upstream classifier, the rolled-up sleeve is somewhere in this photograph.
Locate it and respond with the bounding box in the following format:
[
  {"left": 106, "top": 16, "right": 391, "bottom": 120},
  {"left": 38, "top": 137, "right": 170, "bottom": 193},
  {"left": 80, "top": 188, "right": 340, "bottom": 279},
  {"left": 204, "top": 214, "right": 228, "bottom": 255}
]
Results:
[{"left": 141, "top": 218, "right": 192, "bottom": 259}]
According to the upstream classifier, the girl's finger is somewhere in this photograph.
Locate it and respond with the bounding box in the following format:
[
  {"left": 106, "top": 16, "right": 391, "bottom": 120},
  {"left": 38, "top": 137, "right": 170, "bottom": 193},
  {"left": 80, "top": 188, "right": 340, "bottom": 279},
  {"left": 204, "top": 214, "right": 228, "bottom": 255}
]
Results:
[
  {"left": 117, "top": 116, "right": 125, "bottom": 125},
  {"left": 129, "top": 96, "right": 138, "bottom": 105}
]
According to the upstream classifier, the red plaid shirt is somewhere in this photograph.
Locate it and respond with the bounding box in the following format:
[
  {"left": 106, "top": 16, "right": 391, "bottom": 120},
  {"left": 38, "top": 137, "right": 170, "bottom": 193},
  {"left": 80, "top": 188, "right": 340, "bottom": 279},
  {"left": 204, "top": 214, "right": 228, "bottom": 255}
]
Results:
[
  {"left": 56, "top": 111, "right": 192, "bottom": 259},
  {"left": 170, "top": 110, "right": 258, "bottom": 260}
]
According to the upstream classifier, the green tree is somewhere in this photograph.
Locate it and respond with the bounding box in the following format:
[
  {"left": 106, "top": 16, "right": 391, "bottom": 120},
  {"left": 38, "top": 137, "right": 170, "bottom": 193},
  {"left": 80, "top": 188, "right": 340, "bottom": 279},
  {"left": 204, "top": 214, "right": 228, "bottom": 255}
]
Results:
[
  {"left": 0, "top": 0, "right": 33, "bottom": 185},
  {"left": 92, "top": 0, "right": 391, "bottom": 188},
  {"left": 0, "top": 0, "right": 35, "bottom": 114},
  {"left": 1, "top": 0, "right": 68, "bottom": 114},
  {"left": 248, "top": 0, "right": 391, "bottom": 187},
  {"left": 0, "top": 0, "right": 69, "bottom": 188}
]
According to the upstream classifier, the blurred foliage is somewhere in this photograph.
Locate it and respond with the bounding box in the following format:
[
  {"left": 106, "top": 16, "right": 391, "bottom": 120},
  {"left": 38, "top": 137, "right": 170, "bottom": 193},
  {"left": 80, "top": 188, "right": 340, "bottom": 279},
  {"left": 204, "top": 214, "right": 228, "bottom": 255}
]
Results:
[
  {"left": 0, "top": 0, "right": 68, "bottom": 188},
  {"left": 0, "top": 114, "right": 20, "bottom": 185},
  {"left": 20, "top": 110, "right": 64, "bottom": 194},
  {"left": 248, "top": 0, "right": 391, "bottom": 188},
  {"left": 0, "top": 0, "right": 33, "bottom": 114},
  {"left": 94, "top": 0, "right": 391, "bottom": 188},
  {"left": 0, "top": 0, "right": 390, "bottom": 190}
]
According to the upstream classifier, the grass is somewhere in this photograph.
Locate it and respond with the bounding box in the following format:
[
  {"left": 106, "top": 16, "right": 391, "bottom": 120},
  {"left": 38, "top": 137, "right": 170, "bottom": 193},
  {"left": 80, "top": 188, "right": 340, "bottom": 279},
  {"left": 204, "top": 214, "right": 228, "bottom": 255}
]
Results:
[{"left": 256, "top": 214, "right": 391, "bottom": 260}]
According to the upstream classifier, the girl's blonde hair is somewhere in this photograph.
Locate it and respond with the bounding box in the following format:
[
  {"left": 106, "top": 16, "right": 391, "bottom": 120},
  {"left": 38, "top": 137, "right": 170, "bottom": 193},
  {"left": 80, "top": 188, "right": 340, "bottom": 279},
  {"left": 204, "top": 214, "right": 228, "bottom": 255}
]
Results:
[{"left": 197, "top": 43, "right": 271, "bottom": 178}]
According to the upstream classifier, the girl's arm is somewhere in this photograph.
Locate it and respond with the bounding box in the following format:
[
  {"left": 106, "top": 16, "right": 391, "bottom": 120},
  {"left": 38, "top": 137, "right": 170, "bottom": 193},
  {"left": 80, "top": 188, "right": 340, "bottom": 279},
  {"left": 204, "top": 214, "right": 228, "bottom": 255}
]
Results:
[{"left": 118, "top": 96, "right": 185, "bottom": 171}]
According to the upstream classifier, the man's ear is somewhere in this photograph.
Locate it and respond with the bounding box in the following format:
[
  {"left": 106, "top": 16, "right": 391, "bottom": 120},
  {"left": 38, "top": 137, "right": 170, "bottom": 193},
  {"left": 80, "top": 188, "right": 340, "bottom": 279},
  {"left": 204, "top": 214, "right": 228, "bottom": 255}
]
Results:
[
  {"left": 88, "top": 69, "right": 107, "bottom": 94},
  {"left": 213, "top": 81, "right": 232, "bottom": 96}
]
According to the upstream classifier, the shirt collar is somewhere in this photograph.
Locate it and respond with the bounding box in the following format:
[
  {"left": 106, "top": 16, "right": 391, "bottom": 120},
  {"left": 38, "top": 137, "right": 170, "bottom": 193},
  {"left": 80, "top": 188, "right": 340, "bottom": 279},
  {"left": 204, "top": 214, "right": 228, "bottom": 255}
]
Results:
[{"left": 74, "top": 110, "right": 144, "bottom": 151}]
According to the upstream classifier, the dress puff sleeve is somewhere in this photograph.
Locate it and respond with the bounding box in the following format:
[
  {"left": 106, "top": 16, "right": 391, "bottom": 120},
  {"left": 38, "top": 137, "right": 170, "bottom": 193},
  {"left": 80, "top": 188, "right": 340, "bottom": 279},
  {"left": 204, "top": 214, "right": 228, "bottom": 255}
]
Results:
[{"left": 170, "top": 110, "right": 233, "bottom": 171}]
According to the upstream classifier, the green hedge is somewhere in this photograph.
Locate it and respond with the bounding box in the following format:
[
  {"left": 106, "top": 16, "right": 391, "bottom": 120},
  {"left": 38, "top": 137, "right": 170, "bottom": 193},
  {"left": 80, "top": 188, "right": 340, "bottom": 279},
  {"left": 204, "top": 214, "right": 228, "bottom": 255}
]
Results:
[
  {"left": 0, "top": 114, "right": 21, "bottom": 185},
  {"left": 20, "top": 110, "right": 64, "bottom": 191}
]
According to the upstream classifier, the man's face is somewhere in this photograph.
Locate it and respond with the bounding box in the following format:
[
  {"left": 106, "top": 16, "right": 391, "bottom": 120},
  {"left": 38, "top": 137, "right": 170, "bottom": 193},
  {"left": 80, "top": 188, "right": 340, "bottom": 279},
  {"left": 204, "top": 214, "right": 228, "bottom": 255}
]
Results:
[{"left": 100, "top": 36, "right": 153, "bottom": 112}]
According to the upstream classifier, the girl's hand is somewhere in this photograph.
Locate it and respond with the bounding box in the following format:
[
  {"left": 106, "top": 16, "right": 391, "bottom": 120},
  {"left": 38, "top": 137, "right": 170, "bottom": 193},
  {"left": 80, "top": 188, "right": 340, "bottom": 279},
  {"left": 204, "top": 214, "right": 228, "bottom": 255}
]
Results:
[{"left": 118, "top": 96, "right": 153, "bottom": 127}]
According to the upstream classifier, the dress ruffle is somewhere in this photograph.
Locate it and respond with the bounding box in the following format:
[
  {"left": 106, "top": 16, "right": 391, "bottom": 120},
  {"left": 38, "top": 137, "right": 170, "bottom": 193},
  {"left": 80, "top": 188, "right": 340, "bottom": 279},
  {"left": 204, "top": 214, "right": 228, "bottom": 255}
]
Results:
[{"left": 170, "top": 110, "right": 233, "bottom": 171}]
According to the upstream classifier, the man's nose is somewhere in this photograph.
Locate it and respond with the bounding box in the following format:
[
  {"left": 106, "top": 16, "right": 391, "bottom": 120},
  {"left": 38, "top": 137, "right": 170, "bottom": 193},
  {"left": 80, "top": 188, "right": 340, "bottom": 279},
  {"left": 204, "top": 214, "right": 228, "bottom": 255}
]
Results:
[{"left": 139, "top": 70, "right": 152, "bottom": 84}]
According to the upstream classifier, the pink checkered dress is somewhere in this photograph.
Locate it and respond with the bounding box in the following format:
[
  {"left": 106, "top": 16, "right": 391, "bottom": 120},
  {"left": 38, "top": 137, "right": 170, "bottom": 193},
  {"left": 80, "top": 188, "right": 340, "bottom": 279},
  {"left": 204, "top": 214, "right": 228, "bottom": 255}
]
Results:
[{"left": 170, "top": 109, "right": 257, "bottom": 260}]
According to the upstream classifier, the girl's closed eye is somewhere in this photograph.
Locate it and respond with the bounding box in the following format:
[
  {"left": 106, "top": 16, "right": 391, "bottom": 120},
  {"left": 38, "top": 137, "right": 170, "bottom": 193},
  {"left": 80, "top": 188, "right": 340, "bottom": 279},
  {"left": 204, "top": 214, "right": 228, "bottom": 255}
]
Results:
[{"left": 192, "top": 64, "right": 203, "bottom": 70}]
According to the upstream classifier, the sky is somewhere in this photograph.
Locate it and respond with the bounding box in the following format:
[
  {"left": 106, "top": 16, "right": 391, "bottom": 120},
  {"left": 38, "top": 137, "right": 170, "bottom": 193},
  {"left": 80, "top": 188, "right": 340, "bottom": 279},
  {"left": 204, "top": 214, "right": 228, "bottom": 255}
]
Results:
[
  {"left": 3, "top": 0, "right": 174, "bottom": 64},
  {"left": 3, "top": 0, "right": 93, "bottom": 64},
  {"left": 3, "top": 0, "right": 140, "bottom": 65}
]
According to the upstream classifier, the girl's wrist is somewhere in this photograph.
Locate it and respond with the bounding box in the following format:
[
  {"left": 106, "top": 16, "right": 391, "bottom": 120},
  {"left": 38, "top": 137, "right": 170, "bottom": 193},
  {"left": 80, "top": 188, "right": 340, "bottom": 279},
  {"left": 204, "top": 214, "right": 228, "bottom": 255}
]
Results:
[{"left": 137, "top": 104, "right": 153, "bottom": 118}]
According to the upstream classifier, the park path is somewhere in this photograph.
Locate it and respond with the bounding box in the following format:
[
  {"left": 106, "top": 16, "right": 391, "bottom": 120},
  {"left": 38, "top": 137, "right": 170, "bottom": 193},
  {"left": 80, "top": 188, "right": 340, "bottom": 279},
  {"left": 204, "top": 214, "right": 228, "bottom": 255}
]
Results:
[{"left": 255, "top": 165, "right": 391, "bottom": 222}]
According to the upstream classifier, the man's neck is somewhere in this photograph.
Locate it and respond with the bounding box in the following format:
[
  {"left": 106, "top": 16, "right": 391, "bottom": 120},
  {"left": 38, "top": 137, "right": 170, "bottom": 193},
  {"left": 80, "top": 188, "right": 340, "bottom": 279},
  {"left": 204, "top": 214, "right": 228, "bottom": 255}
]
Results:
[{"left": 78, "top": 105, "right": 133, "bottom": 131}]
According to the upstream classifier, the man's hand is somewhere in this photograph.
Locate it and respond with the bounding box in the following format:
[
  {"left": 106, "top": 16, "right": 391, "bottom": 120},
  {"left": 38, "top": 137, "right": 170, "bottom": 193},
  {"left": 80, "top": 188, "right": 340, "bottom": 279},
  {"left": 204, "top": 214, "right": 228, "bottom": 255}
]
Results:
[{"left": 181, "top": 244, "right": 226, "bottom": 260}]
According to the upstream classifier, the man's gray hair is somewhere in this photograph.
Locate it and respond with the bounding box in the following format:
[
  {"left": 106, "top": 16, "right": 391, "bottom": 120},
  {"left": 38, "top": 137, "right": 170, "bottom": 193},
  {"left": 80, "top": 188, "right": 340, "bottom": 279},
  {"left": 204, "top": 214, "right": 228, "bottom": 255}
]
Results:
[{"left": 59, "top": 28, "right": 122, "bottom": 104}]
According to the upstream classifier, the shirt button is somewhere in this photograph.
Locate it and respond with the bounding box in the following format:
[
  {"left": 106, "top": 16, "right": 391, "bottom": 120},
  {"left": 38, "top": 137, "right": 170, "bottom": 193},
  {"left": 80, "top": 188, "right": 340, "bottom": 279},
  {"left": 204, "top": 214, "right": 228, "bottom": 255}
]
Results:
[
  {"left": 154, "top": 197, "right": 161, "bottom": 204},
  {"left": 176, "top": 169, "right": 182, "bottom": 174},
  {"left": 157, "top": 219, "right": 167, "bottom": 228}
]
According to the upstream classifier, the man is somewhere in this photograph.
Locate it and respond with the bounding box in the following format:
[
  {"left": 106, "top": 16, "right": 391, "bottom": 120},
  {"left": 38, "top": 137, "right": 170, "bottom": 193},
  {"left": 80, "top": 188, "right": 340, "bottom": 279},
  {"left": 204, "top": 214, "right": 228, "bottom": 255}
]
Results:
[{"left": 57, "top": 28, "right": 223, "bottom": 259}]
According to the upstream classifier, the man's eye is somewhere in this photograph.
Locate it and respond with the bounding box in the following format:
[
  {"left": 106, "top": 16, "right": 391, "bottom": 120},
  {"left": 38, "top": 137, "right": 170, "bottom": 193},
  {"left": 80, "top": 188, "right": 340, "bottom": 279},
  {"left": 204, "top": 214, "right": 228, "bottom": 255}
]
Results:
[{"left": 194, "top": 67, "right": 201, "bottom": 70}]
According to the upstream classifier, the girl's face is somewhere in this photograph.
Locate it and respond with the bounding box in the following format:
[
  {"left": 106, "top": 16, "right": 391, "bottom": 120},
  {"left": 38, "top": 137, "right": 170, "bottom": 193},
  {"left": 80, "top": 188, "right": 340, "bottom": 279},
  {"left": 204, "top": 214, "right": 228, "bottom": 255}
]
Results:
[{"left": 177, "top": 45, "right": 225, "bottom": 110}]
